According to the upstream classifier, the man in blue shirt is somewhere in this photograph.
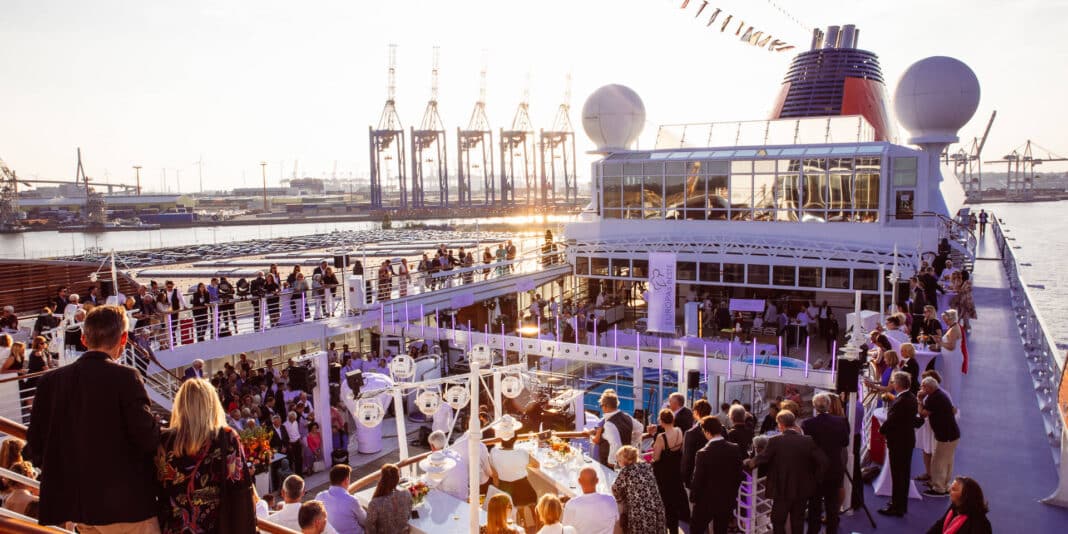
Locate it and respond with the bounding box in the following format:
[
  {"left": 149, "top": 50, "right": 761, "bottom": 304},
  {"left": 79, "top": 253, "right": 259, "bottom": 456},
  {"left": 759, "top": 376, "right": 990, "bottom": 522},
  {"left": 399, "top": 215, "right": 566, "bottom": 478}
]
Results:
[{"left": 315, "top": 464, "right": 366, "bottom": 534}]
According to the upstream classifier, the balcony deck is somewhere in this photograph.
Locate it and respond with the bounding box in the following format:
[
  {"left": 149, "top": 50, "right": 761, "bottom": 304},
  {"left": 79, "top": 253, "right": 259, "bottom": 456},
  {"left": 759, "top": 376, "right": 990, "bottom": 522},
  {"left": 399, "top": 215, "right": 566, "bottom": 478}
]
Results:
[{"left": 840, "top": 232, "right": 1068, "bottom": 532}]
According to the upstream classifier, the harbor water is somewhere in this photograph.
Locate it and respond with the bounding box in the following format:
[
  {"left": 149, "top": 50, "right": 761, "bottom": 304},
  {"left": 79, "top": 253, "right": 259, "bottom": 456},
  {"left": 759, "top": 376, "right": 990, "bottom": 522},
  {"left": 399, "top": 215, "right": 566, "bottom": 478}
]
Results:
[{"left": 981, "top": 200, "right": 1068, "bottom": 350}]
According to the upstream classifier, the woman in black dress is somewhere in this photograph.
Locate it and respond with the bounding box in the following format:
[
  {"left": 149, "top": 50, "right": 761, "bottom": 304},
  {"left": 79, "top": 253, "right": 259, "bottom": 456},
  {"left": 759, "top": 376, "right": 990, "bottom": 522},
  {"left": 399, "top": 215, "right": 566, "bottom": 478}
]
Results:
[{"left": 651, "top": 408, "right": 688, "bottom": 532}]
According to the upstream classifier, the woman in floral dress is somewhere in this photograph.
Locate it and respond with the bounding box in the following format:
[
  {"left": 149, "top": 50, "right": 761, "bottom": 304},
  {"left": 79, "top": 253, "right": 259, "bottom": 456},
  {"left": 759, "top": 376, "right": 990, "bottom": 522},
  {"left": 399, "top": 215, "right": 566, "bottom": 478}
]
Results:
[
  {"left": 611, "top": 445, "right": 666, "bottom": 534},
  {"left": 156, "top": 378, "right": 255, "bottom": 533}
]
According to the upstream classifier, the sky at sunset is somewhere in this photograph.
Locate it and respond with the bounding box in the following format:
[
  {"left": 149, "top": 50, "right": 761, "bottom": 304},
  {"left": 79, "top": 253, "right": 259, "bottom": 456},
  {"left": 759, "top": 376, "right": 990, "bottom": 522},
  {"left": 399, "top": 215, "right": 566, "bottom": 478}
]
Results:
[{"left": 2, "top": 0, "right": 1065, "bottom": 193}]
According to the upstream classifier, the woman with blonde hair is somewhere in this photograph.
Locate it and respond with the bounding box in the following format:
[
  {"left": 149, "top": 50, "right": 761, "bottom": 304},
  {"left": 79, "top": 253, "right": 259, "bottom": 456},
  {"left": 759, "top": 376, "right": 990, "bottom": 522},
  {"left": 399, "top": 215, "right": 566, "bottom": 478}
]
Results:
[
  {"left": 535, "top": 494, "right": 574, "bottom": 534},
  {"left": 156, "top": 378, "right": 256, "bottom": 533},
  {"left": 611, "top": 445, "right": 666, "bottom": 534},
  {"left": 483, "top": 493, "right": 523, "bottom": 534}
]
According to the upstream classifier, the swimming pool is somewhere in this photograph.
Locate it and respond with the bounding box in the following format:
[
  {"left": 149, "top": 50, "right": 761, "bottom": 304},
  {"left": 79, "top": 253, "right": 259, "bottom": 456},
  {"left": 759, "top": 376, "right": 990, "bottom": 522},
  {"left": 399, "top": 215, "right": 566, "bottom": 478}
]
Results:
[{"left": 578, "top": 355, "right": 808, "bottom": 415}]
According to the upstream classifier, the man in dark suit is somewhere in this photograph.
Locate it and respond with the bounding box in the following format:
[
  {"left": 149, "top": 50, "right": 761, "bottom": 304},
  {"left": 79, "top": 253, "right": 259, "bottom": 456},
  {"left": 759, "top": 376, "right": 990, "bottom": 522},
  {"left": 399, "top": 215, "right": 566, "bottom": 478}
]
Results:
[
  {"left": 269, "top": 414, "right": 290, "bottom": 452},
  {"left": 647, "top": 392, "right": 695, "bottom": 439},
  {"left": 900, "top": 345, "right": 921, "bottom": 395},
  {"left": 748, "top": 410, "right": 828, "bottom": 534},
  {"left": 182, "top": 358, "right": 205, "bottom": 381},
  {"left": 690, "top": 416, "right": 743, "bottom": 534},
  {"left": 878, "top": 371, "right": 922, "bottom": 516},
  {"left": 27, "top": 305, "right": 160, "bottom": 530},
  {"left": 726, "top": 404, "right": 755, "bottom": 458},
  {"left": 681, "top": 399, "right": 712, "bottom": 488},
  {"left": 801, "top": 393, "right": 851, "bottom": 534}
]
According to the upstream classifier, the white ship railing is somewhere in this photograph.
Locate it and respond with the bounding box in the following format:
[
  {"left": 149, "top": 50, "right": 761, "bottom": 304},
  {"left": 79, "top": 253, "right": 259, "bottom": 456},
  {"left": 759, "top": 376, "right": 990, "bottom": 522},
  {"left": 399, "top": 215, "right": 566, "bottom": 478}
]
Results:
[
  {"left": 655, "top": 115, "right": 876, "bottom": 150},
  {"left": 992, "top": 217, "right": 1063, "bottom": 456}
]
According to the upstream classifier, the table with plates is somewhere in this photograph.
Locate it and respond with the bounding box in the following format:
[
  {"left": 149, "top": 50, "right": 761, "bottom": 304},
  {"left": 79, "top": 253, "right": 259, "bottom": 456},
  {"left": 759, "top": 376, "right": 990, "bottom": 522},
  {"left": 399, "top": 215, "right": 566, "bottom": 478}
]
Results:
[
  {"left": 355, "top": 487, "right": 485, "bottom": 534},
  {"left": 516, "top": 440, "right": 617, "bottom": 499}
]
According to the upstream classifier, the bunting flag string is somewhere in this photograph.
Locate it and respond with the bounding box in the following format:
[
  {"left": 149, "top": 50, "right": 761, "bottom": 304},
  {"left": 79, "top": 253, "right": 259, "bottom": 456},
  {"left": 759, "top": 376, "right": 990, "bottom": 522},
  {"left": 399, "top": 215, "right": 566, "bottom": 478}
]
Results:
[{"left": 673, "top": 0, "right": 803, "bottom": 52}]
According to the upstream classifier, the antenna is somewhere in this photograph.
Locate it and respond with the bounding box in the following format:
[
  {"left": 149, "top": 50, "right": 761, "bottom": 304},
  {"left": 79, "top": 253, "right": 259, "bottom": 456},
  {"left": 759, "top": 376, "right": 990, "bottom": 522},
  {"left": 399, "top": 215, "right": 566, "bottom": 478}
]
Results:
[
  {"left": 478, "top": 49, "right": 488, "bottom": 105},
  {"left": 387, "top": 43, "right": 397, "bottom": 103},
  {"left": 429, "top": 45, "right": 440, "bottom": 104}
]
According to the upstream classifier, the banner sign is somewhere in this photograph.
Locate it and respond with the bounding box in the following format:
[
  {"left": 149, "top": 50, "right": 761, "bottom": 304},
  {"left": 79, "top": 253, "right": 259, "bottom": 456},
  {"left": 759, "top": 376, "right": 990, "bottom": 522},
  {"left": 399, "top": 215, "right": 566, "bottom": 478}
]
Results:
[{"left": 647, "top": 252, "right": 677, "bottom": 334}]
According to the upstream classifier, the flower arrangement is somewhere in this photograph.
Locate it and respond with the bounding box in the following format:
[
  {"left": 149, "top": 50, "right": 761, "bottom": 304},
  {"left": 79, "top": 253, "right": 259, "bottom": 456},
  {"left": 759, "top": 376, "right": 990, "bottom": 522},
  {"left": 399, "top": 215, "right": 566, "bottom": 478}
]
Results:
[
  {"left": 238, "top": 426, "right": 274, "bottom": 474},
  {"left": 548, "top": 437, "right": 573, "bottom": 462},
  {"left": 407, "top": 480, "right": 430, "bottom": 506}
]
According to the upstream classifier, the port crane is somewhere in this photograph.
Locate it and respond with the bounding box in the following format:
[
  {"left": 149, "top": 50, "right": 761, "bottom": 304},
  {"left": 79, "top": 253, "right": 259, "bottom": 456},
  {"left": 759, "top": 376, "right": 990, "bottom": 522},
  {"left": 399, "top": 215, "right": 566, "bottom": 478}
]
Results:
[
  {"left": 985, "top": 139, "right": 1068, "bottom": 201},
  {"left": 949, "top": 110, "right": 996, "bottom": 201}
]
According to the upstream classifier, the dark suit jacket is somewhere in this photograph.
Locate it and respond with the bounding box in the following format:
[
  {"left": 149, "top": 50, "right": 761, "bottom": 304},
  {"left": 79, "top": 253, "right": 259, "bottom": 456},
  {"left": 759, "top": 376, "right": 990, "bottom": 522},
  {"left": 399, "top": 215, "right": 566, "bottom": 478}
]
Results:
[
  {"left": 269, "top": 423, "right": 290, "bottom": 452},
  {"left": 27, "top": 351, "right": 160, "bottom": 526},
  {"left": 800, "top": 413, "right": 850, "bottom": 482},
  {"left": 879, "top": 391, "right": 921, "bottom": 448},
  {"left": 690, "top": 439, "right": 743, "bottom": 512},
  {"left": 182, "top": 367, "right": 203, "bottom": 381},
  {"left": 751, "top": 429, "right": 827, "bottom": 500},
  {"left": 680, "top": 424, "right": 708, "bottom": 488},
  {"left": 674, "top": 407, "right": 695, "bottom": 435},
  {"left": 901, "top": 358, "right": 921, "bottom": 395},
  {"left": 726, "top": 424, "right": 755, "bottom": 458},
  {"left": 924, "top": 388, "right": 960, "bottom": 443}
]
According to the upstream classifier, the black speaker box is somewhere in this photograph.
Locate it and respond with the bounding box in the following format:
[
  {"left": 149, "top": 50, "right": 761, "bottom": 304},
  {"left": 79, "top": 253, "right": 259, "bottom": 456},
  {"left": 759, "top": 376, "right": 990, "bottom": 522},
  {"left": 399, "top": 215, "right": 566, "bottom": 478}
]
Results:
[
  {"left": 288, "top": 366, "right": 309, "bottom": 391},
  {"left": 334, "top": 255, "right": 346, "bottom": 268},
  {"left": 835, "top": 358, "right": 861, "bottom": 393},
  {"left": 328, "top": 363, "right": 341, "bottom": 384},
  {"left": 687, "top": 370, "right": 701, "bottom": 389}
]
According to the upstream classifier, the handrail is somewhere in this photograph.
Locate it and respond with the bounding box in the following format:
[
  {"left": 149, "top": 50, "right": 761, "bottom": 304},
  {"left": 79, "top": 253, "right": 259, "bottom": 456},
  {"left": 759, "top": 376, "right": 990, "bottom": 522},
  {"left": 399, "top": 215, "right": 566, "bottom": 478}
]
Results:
[
  {"left": 0, "top": 368, "right": 51, "bottom": 385},
  {"left": 0, "top": 416, "right": 299, "bottom": 534},
  {"left": 0, "top": 514, "right": 71, "bottom": 534}
]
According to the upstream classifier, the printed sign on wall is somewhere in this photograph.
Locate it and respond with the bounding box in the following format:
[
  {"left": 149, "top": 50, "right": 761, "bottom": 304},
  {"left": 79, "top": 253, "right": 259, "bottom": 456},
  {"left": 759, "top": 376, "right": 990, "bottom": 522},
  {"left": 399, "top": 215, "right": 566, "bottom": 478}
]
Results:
[{"left": 647, "top": 252, "right": 677, "bottom": 334}]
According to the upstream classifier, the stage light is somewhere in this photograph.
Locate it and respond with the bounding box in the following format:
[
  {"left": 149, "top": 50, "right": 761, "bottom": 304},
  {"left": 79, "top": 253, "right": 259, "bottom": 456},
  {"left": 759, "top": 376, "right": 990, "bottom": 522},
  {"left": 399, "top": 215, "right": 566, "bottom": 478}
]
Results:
[
  {"left": 417, "top": 388, "right": 442, "bottom": 416},
  {"left": 501, "top": 375, "right": 523, "bottom": 399},
  {"left": 445, "top": 384, "right": 470, "bottom": 410},
  {"left": 389, "top": 354, "right": 415, "bottom": 379},
  {"left": 356, "top": 399, "right": 385, "bottom": 428},
  {"left": 470, "top": 344, "right": 492, "bottom": 367}
]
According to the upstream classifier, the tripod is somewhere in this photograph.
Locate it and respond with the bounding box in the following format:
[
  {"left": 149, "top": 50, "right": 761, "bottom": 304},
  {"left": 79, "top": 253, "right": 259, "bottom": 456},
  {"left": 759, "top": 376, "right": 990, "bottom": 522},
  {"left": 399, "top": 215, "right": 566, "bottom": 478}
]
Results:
[{"left": 841, "top": 431, "right": 875, "bottom": 527}]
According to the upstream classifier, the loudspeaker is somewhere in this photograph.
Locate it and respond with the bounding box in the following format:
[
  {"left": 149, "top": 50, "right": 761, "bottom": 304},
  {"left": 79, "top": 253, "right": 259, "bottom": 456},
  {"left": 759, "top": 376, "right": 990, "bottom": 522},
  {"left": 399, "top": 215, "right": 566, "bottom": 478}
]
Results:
[
  {"left": 334, "top": 255, "right": 345, "bottom": 268},
  {"left": 100, "top": 280, "right": 114, "bottom": 297},
  {"left": 288, "top": 366, "right": 309, "bottom": 392},
  {"left": 686, "top": 370, "right": 701, "bottom": 390},
  {"left": 835, "top": 358, "right": 861, "bottom": 393},
  {"left": 328, "top": 363, "right": 341, "bottom": 384}
]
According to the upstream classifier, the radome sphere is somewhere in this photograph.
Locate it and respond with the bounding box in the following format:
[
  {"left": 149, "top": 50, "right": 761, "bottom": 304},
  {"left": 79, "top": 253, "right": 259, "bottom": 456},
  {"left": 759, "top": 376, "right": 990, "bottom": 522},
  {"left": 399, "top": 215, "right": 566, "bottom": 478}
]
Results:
[
  {"left": 582, "top": 84, "right": 646, "bottom": 151},
  {"left": 893, "top": 56, "right": 980, "bottom": 144}
]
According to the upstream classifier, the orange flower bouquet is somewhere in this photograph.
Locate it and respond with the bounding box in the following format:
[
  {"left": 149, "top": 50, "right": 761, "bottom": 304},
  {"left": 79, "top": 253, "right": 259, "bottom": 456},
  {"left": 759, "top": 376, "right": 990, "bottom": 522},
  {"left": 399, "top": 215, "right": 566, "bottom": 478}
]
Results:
[
  {"left": 239, "top": 426, "right": 274, "bottom": 474},
  {"left": 407, "top": 480, "right": 430, "bottom": 506},
  {"left": 548, "top": 437, "right": 573, "bottom": 463}
]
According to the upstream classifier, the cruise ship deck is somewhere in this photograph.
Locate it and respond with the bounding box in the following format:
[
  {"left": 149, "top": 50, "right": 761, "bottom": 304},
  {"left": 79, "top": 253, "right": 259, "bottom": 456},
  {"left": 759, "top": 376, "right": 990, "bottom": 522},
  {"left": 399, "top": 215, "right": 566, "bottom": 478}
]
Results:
[{"left": 840, "top": 231, "right": 1068, "bottom": 532}]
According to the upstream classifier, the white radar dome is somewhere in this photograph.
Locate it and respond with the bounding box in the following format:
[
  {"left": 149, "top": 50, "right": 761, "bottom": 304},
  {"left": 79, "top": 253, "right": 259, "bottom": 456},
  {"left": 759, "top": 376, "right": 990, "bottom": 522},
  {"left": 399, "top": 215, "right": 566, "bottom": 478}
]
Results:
[
  {"left": 893, "top": 56, "right": 980, "bottom": 145},
  {"left": 582, "top": 84, "right": 646, "bottom": 152}
]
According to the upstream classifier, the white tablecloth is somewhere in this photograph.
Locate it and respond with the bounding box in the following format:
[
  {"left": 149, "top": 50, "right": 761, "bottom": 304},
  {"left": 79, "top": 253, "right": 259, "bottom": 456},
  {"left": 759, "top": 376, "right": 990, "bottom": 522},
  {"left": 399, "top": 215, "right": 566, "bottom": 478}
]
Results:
[
  {"left": 870, "top": 408, "right": 922, "bottom": 500},
  {"left": 914, "top": 349, "right": 940, "bottom": 371},
  {"left": 516, "top": 440, "right": 617, "bottom": 499},
  {"left": 356, "top": 487, "right": 484, "bottom": 534}
]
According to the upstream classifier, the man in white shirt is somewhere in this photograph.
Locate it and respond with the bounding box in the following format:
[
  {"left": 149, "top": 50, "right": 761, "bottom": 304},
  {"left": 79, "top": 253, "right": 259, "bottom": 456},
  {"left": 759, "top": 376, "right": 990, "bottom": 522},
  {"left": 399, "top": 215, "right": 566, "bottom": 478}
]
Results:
[
  {"left": 432, "top": 401, "right": 454, "bottom": 435},
  {"left": 315, "top": 465, "right": 366, "bottom": 534},
  {"left": 269, "top": 475, "right": 339, "bottom": 534},
  {"left": 562, "top": 467, "right": 619, "bottom": 534},
  {"left": 428, "top": 430, "right": 476, "bottom": 501},
  {"left": 449, "top": 432, "right": 494, "bottom": 493},
  {"left": 590, "top": 391, "right": 643, "bottom": 467}
]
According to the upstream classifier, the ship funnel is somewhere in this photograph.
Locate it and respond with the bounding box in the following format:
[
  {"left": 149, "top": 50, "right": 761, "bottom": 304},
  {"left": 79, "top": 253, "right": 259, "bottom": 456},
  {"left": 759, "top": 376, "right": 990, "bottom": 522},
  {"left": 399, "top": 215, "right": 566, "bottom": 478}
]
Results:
[
  {"left": 824, "top": 25, "right": 840, "bottom": 49},
  {"left": 810, "top": 28, "right": 825, "bottom": 51},
  {"left": 839, "top": 25, "right": 857, "bottom": 49}
]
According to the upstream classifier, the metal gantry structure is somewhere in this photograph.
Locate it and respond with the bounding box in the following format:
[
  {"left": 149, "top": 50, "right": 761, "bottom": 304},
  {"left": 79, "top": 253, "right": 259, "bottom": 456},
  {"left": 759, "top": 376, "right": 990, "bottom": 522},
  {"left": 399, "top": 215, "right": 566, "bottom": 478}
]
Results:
[
  {"left": 0, "top": 155, "right": 19, "bottom": 230},
  {"left": 411, "top": 46, "right": 449, "bottom": 208},
  {"left": 369, "top": 44, "right": 407, "bottom": 209},
  {"left": 986, "top": 139, "right": 1068, "bottom": 201},
  {"left": 539, "top": 74, "right": 578, "bottom": 206},
  {"left": 950, "top": 110, "right": 996, "bottom": 202},
  {"left": 365, "top": 47, "right": 583, "bottom": 210},
  {"left": 500, "top": 78, "right": 535, "bottom": 206},
  {"left": 457, "top": 53, "right": 495, "bottom": 206}
]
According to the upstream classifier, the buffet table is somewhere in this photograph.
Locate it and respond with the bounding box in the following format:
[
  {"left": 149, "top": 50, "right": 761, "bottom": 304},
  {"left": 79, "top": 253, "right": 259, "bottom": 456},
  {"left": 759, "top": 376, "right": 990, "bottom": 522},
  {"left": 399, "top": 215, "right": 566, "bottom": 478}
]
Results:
[{"left": 355, "top": 487, "right": 484, "bottom": 534}]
